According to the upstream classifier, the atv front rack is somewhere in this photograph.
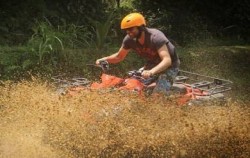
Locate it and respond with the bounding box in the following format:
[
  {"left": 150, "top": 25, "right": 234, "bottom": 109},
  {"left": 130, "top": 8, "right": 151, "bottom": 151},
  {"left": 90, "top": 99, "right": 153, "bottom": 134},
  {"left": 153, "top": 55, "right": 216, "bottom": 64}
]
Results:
[
  {"left": 175, "top": 70, "right": 233, "bottom": 96},
  {"left": 51, "top": 75, "right": 90, "bottom": 95}
]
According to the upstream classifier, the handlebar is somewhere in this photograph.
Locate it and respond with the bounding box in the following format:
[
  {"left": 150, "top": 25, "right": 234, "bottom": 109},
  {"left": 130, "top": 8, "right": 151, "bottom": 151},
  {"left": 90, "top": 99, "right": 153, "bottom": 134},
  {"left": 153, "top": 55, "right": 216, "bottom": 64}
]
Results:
[
  {"left": 127, "top": 70, "right": 158, "bottom": 85},
  {"left": 86, "top": 60, "right": 109, "bottom": 72},
  {"left": 99, "top": 60, "right": 109, "bottom": 72},
  {"left": 87, "top": 61, "right": 157, "bottom": 85}
]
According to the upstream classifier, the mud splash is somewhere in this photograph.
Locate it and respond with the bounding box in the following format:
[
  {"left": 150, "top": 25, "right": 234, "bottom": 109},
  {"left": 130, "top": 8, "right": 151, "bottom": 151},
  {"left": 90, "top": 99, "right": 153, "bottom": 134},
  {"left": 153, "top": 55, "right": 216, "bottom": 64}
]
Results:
[{"left": 0, "top": 79, "right": 249, "bottom": 157}]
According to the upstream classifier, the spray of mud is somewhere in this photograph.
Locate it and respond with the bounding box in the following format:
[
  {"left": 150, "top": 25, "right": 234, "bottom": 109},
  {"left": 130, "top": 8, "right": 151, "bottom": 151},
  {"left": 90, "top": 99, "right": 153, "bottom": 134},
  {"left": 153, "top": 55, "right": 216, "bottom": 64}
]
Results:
[{"left": 0, "top": 79, "right": 249, "bottom": 158}]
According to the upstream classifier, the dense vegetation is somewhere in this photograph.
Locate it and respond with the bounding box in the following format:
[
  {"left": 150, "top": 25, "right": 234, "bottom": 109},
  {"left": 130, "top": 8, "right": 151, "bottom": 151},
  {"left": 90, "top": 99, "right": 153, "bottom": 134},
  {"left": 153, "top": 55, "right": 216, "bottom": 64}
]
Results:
[{"left": 0, "top": 0, "right": 249, "bottom": 80}]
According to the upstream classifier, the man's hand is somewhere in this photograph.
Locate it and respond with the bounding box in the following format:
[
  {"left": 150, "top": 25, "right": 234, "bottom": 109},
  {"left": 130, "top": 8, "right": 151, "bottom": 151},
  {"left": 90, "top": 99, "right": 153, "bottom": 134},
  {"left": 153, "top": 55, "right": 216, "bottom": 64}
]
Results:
[
  {"left": 142, "top": 70, "right": 154, "bottom": 78},
  {"left": 96, "top": 59, "right": 105, "bottom": 65},
  {"left": 95, "top": 59, "right": 101, "bottom": 65}
]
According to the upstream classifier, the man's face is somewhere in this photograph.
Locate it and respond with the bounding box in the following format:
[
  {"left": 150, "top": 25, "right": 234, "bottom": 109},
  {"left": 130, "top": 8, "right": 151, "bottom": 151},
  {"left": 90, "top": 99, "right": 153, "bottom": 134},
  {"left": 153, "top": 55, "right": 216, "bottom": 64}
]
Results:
[{"left": 125, "top": 27, "right": 139, "bottom": 38}]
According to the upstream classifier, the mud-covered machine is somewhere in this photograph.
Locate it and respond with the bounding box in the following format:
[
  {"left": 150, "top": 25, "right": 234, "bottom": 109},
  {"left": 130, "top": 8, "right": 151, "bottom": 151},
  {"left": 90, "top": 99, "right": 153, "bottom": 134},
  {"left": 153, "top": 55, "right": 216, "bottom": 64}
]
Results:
[{"left": 52, "top": 61, "right": 232, "bottom": 105}]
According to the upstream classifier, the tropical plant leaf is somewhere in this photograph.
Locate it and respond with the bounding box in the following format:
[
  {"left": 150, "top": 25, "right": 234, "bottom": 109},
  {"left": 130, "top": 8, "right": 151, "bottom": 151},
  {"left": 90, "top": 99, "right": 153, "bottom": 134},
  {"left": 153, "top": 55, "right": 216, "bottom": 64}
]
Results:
[
  {"left": 89, "top": 12, "right": 115, "bottom": 50},
  {"left": 22, "top": 59, "right": 34, "bottom": 70}
]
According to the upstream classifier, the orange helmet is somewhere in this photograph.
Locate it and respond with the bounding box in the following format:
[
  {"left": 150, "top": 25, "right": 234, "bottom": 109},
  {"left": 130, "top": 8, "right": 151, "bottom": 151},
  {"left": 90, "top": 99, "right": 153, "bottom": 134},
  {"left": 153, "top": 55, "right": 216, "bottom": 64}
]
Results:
[{"left": 121, "top": 13, "right": 146, "bottom": 29}]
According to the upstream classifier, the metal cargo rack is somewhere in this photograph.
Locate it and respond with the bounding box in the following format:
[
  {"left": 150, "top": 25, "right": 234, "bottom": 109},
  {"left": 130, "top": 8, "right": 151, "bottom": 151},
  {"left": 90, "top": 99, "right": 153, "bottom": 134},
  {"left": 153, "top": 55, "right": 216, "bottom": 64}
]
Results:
[{"left": 175, "top": 70, "right": 233, "bottom": 96}]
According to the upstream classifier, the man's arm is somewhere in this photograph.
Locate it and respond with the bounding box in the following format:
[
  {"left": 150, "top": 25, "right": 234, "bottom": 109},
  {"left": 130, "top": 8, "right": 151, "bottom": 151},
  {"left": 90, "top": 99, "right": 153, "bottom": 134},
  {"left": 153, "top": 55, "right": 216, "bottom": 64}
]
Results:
[
  {"left": 96, "top": 47, "right": 130, "bottom": 64},
  {"left": 142, "top": 44, "right": 172, "bottom": 78}
]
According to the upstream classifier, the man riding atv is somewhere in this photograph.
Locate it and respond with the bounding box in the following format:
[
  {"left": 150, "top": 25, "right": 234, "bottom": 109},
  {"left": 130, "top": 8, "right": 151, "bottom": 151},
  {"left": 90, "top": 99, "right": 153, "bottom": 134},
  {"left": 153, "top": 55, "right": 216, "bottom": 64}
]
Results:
[{"left": 96, "top": 12, "right": 180, "bottom": 94}]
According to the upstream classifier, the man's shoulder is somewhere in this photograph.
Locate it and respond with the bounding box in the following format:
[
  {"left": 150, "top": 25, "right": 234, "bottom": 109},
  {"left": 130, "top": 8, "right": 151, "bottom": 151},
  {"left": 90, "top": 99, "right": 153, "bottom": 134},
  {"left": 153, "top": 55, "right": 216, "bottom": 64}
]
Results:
[
  {"left": 146, "top": 28, "right": 168, "bottom": 42},
  {"left": 146, "top": 28, "right": 164, "bottom": 35}
]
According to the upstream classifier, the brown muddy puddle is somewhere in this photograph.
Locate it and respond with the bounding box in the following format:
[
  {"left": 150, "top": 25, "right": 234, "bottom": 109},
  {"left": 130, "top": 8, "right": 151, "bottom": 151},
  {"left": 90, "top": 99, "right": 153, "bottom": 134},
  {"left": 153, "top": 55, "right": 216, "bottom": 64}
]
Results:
[{"left": 0, "top": 80, "right": 249, "bottom": 157}]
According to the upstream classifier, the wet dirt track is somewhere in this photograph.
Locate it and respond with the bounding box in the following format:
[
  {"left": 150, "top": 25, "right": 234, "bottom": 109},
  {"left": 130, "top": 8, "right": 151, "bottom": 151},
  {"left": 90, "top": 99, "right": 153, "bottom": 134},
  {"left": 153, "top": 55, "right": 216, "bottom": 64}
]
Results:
[{"left": 0, "top": 80, "right": 249, "bottom": 158}]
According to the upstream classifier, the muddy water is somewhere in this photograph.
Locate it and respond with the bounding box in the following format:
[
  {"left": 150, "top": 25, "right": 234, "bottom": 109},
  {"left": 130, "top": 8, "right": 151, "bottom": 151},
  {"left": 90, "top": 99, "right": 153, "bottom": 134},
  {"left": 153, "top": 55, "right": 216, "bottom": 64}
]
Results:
[{"left": 0, "top": 79, "right": 249, "bottom": 158}]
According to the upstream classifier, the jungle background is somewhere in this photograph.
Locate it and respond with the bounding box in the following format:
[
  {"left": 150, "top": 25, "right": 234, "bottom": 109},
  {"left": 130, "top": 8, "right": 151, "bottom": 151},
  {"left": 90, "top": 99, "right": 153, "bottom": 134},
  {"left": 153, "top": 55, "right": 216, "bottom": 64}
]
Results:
[{"left": 0, "top": 0, "right": 249, "bottom": 157}]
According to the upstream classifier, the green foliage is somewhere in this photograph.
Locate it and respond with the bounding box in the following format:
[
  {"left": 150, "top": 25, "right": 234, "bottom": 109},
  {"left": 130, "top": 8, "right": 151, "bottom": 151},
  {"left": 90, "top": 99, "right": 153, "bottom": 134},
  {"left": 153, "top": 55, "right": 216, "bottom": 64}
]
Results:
[
  {"left": 0, "top": 0, "right": 249, "bottom": 46},
  {"left": 0, "top": 0, "right": 249, "bottom": 82},
  {"left": 120, "top": 0, "right": 134, "bottom": 8},
  {"left": 45, "top": 0, "right": 107, "bottom": 25},
  {"left": 0, "top": 20, "right": 65, "bottom": 79},
  {"left": 0, "top": 20, "right": 96, "bottom": 79},
  {"left": 132, "top": 0, "right": 250, "bottom": 44},
  {"left": 27, "top": 19, "right": 94, "bottom": 71},
  {"left": 132, "top": 0, "right": 212, "bottom": 45},
  {"left": 89, "top": 12, "right": 115, "bottom": 50},
  {"left": 27, "top": 20, "right": 64, "bottom": 73},
  {"left": 0, "top": 0, "right": 46, "bottom": 45},
  {"left": 0, "top": 46, "right": 28, "bottom": 79},
  {"left": 0, "top": 0, "right": 108, "bottom": 45},
  {"left": 59, "top": 24, "right": 93, "bottom": 48},
  {"left": 193, "top": 0, "right": 250, "bottom": 40}
]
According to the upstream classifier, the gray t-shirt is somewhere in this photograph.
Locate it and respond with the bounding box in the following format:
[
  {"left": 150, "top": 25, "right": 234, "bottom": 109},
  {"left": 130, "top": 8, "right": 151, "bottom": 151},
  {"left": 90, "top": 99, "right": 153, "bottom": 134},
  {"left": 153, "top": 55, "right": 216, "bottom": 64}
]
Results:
[{"left": 122, "top": 28, "right": 180, "bottom": 69}]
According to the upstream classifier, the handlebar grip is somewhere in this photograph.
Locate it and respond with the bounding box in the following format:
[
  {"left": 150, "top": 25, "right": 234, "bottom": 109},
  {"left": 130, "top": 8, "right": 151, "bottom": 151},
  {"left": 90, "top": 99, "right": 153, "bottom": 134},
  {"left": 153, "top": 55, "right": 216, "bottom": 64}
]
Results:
[{"left": 99, "top": 60, "right": 109, "bottom": 71}]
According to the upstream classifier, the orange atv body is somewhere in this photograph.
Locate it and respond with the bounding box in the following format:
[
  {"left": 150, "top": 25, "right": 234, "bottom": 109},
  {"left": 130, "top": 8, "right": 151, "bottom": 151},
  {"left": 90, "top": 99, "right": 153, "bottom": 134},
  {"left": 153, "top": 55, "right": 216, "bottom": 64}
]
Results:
[{"left": 61, "top": 69, "right": 232, "bottom": 106}]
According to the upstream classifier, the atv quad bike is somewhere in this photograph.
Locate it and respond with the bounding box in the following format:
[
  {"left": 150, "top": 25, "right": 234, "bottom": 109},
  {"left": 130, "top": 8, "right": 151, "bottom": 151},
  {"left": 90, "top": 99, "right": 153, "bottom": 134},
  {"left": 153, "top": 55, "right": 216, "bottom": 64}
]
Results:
[{"left": 52, "top": 61, "right": 232, "bottom": 105}]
